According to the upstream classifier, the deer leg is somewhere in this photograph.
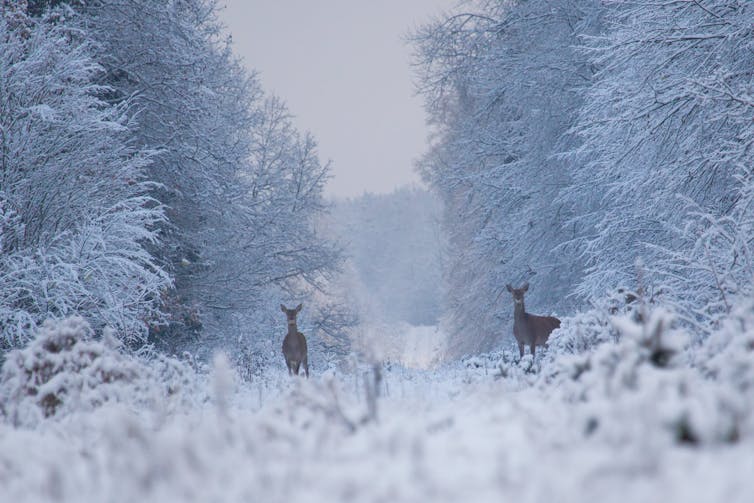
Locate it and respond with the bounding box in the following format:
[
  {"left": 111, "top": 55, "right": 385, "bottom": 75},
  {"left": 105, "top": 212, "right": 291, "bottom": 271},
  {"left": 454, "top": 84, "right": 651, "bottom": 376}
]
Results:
[
  {"left": 303, "top": 356, "right": 309, "bottom": 378},
  {"left": 518, "top": 343, "right": 524, "bottom": 359},
  {"left": 293, "top": 361, "right": 300, "bottom": 376},
  {"left": 530, "top": 343, "right": 536, "bottom": 358}
]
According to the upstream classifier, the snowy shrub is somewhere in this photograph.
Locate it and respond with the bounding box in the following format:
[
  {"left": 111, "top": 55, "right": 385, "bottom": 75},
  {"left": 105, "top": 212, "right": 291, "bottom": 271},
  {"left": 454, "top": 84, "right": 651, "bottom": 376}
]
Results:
[
  {"left": 462, "top": 355, "right": 486, "bottom": 370},
  {"left": 651, "top": 170, "right": 754, "bottom": 341},
  {"left": 234, "top": 346, "right": 272, "bottom": 382},
  {"left": 265, "top": 376, "right": 386, "bottom": 439},
  {"left": 548, "top": 284, "right": 666, "bottom": 357},
  {"left": 136, "top": 347, "right": 209, "bottom": 414},
  {"left": 462, "top": 350, "right": 510, "bottom": 378},
  {"left": 544, "top": 308, "right": 751, "bottom": 446},
  {"left": 494, "top": 355, "right": 545, "bottom": 386},
  {"left": 0, "top": 317, "right": 209, "bottom": 427},
  {"left": 693, "top": 302, "right": 754, "bottom": 436},
  {"left": 0, "top": 317, "right": 150, "bottom": 426},
  {"left": 561, "top": 309, "right": 686, "bottom": 395},
  {"left": 454, "top": 349, "right": 543, "bottom": 387},
  {"left": 547, "top": 309, "right": 614, "bottom": 356}
]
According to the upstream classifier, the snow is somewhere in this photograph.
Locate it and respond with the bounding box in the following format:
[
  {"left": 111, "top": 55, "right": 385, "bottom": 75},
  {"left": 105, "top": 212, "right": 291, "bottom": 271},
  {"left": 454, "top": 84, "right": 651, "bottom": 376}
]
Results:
[
  {"left": 399, "top": 325, "right": 445, "bottom": 369},
  {"left": 1, "top": 315, "right": 753, "bottom": 502},
  {"left": 1, "top": 373, "right": 751, "bottom": 502}
]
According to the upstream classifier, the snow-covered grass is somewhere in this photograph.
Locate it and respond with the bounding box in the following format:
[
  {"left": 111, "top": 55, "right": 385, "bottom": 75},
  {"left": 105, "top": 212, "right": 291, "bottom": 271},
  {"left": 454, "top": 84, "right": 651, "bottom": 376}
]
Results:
[{"left": 1, "top": 311, "right": 753, "bottom": 502}]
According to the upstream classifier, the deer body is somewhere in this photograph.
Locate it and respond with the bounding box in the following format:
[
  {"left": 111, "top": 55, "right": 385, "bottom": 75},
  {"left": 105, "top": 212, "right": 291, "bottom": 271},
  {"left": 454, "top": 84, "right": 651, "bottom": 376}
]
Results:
[
  {"left": 281, "top": 304, "right": 309, "bottom": 377},
  {"left": 507, "top": 283, "right": 560, "bottom": 358}
]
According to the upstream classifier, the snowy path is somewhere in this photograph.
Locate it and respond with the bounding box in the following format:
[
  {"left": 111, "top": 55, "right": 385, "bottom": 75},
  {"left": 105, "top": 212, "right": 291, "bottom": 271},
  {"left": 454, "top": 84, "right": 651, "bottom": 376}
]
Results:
[
  {"left": 1, "top": 361, "right": 752, "bottom": 503},
  {"left": 397, "top": 325, "right": 446, "bottom": 369}
]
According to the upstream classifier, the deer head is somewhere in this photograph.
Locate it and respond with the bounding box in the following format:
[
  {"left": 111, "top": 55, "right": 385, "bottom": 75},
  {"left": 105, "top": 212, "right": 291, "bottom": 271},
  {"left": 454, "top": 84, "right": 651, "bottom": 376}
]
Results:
[
  {"left": 506, "top": 282, "right": 529, "bottom": 306},
  {"left": 280, "top": 303, "right": 302, "bottom": 327}
]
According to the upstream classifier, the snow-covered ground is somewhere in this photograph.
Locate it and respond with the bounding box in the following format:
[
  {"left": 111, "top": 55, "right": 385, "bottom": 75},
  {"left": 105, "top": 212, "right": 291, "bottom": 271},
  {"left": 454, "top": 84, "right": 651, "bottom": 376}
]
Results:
[
  {"left": 1, "top": 313, "right": 753, "bottom": 502},
  {"left": 398, "top": 325, "right": 445, "bottom": 369}
]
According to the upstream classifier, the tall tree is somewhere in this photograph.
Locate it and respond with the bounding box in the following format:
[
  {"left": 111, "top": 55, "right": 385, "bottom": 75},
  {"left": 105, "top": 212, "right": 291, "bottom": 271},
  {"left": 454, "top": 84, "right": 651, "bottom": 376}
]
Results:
[
  {"left": 413, "top": 0, "right": 601, "bottom": 355},
  {"left": 567, "top": 0, "right": 754, "bottom": 333},
  {"left": 76, "top": 0, "right": 342, "bottom": 355},
  {"left": 0, "top": 7, "right": 169, "bottom": 348}
]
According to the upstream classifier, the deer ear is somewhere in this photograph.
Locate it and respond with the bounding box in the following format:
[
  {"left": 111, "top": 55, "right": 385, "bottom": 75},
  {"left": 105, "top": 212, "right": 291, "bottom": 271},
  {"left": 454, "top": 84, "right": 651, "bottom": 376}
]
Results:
[
  {"left": 506, "top": 284, "right": 513, "bottom": 292},
  {"left": 522, "top": 282, "right": 529, "bottom": 292},
  {"left": 280, "top": 304, "right": 287, "bottom": 313},
  {"left": 295, "top": 303, "right": 302, "bottom": 313}
]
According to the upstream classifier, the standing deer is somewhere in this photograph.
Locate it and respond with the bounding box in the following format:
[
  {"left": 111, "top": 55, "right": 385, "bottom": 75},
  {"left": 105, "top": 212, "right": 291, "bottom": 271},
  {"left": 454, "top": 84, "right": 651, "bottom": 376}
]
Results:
[
  {"left": 281, "top": 303, "right": 309, "bottom": 377},
  {"left": 506, "top": 283, "right": 560, "bottom": 358}
]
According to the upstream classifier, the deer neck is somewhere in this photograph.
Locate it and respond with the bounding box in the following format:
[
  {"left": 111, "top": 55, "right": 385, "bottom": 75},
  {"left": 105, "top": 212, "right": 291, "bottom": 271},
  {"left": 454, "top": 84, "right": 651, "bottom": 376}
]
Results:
[
  {"left": 514, "top": 301, "right": 527, "bottom": 322},
  {"left": 287, "top": 320, "right": 298, "bottom": 336}
]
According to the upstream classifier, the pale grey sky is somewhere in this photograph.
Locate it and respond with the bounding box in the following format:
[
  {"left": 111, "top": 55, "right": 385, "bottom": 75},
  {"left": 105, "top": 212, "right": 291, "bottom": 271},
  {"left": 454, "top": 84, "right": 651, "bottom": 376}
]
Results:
[{"left": 219, "top": 1, "right": 456, "bottom": 198}]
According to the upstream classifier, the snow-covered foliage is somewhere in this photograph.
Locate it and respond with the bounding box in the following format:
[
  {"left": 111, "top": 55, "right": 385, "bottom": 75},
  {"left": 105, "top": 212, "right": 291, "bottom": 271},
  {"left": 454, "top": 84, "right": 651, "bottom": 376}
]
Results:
[
  {"left": 75, "top": 0, "right": 342, "bottom": 355},
  {"left": 412, "top": 0, "right": 602, "bottom": 355},
  {"left": 696, "top": 302, "right": 754, "bottom": 398},
  {"left": 1, "top": 316, "right": 754, "bottom": 501},
  {"left": 0, "top": 1, "right": 344, "bottom": 358},
  {"left": 0, "top": 8, "right": 170, "bottom": 347},
  {"left": 413, "top": 0, "right": 754, "bottom": 356},
  {"left": 549, "top": 308, "right": 754, "bottom": 447},
  {"left": 568, "top": 0, "right": 754, "bottom": 315},
  {"left": 651, "top": 169, "right": 754, "bottom": 338},
  {"left": 3, "top": 0, "right": 754, "bottom": 498},
  {"left": 0, "top": 317, "right": 145, "bottom": 426},
  {"left": 0, "top": 317, "right": 204, "bottom": 428}
]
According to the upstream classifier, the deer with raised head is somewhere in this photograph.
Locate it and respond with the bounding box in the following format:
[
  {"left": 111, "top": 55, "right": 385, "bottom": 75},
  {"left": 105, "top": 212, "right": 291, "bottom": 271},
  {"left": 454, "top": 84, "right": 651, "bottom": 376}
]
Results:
[
  {"left": 281, "top": 303, "right": 309, "bottom": 377},
  {"left": 506, "top": 282, "right": 560, "bottom": 358}
]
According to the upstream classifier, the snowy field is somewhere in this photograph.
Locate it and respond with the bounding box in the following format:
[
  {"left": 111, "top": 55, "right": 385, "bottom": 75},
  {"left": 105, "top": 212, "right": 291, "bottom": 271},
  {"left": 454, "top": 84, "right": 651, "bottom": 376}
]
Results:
[{"left": 1, "top": 313, "right": 754, "bottom": 503}]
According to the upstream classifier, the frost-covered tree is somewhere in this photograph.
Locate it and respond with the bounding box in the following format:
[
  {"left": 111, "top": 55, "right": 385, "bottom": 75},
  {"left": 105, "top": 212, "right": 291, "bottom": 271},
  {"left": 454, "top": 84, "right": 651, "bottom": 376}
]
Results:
[
  {"left": 567, "top": 0, "right": 754, "bottom": 333},
  {"left": 72, "top": 0, "right": 342, "bottom": 356},
  {"left": 70, "top": 0, "right": 257, "bottom": 348},
  {"left": 204, "top": 95, "right": 344, "bottom": 362},
  {"left": 413, "top": 0, "right": 601, "bottom": 355},
  {"left": 25, "top": 0, "right": 77, "bottom": 16},
  {"left": 0, "top": 7, "right": 169, "bottom": 348}
]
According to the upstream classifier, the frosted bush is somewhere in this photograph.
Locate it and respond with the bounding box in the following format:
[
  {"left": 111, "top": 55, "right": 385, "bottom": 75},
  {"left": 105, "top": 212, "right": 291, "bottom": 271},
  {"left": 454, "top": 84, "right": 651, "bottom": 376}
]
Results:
[
  {"left": 0, "top": 317, "right": 150, "bottom": 426},
  {"left": 137, "top": 347, "right": 209, "bottom": 413},
  {"left": 544, "top": 307, "right": 750, "bottom": 445},
  {"left": 697, "top": 303, "right": 754, "bottom": 393},
  {"left": 547, "top": 310, "right": 611, "bottom": 356},
  {"left": 461, "top": 351, "right": 503, "bottom": 371},
  {"left": 692, "top": 302, "right": 754, "bottom": 438},
  {"left": 547, "top": 287, "right": 647, "bottom": 357}
]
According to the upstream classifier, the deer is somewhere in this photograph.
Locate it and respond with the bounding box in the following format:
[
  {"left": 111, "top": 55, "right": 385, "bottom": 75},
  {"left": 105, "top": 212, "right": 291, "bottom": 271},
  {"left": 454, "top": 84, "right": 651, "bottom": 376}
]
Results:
[
  {"left": 281, "top": 303, "right": 309, "bottom": 378},
  {"left": 506, "top": 282, "right": 560, "bottom": 359}
]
